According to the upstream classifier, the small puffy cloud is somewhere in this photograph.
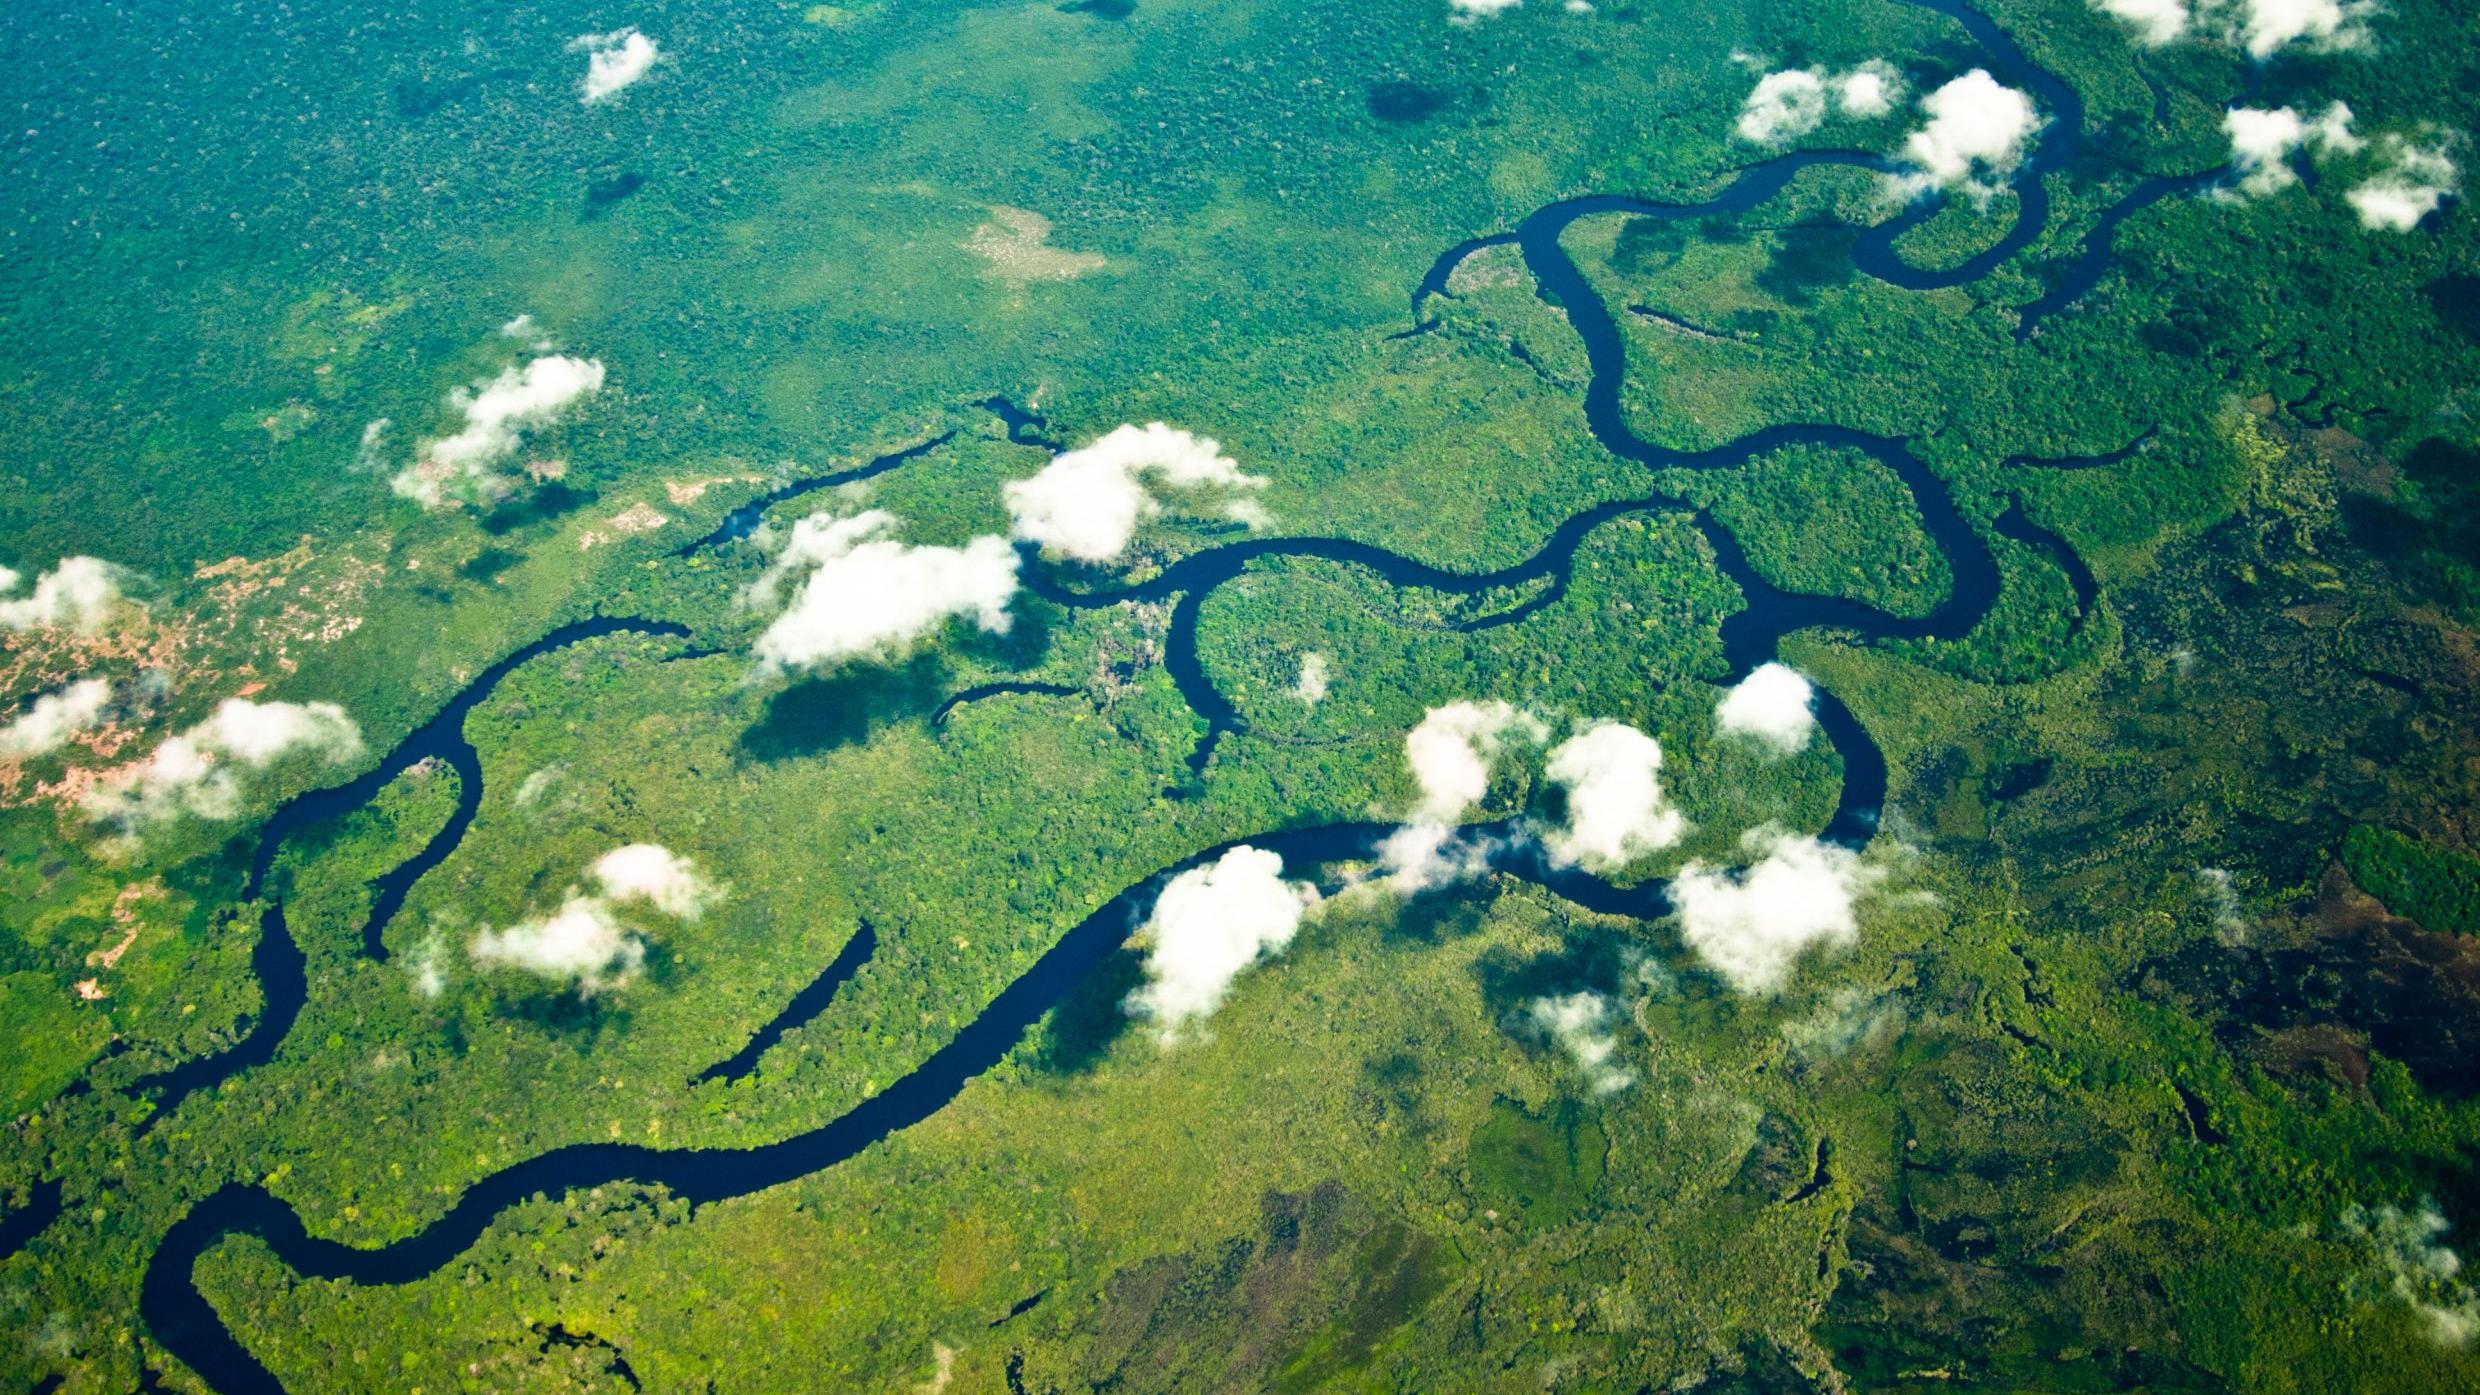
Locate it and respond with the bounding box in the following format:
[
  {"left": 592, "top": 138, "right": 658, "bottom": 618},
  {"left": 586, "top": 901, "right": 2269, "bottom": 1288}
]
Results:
[
  {"left": 747, "top": 510, "right": 1021, "bottom": 675},
  {"left": 2091, "top": 0, "right": 2191, "bottom": 45},
  {"left": 1381, "top": 718, "right": 1540, "bottom": 890},
  {"left": 1448, "top": 0, "right": 1522, "bottom": 20},
  {"left": 2220, "top": 107, "right": 2454, "bottom": 229},
  {"left": 193, "top": 698, "right": 361, "bottom": 764},
  {"left": 1124, "top": 845, "right": 1321, "bottom": 1039},
  {"left": 95, "top": 737, "right": 223, "bottom": 823},
  {"left": 2224, "top": 103, "right": 2360, "bottom": 195},
  {"left": 426, "top": 356, "right": 604, "bottom": 470},
  {"left": 84, "top": 698, "right": 363, "bottom": 829},
  {"left": 1737, "top": 70, "right": 1829, "bottom": 144},
  {"left": 2229, "top": 0, "right": 2365, "bottom": 58},
  {"left": 0, "top": 679, "right": 112, "bottom": 757},
  {"left": 1405, "top": 700, "right": 1544, "bottom": 821},
  {"left": 2226, "top": 107, "right": 2307, "bottom": 194},
  {"left": 2343, "top": 1201, "right": 2480, "bottom": 1346},
  {"left": 472, "top": 893, "right": 645, "bottom": 995},
  {"left": 1734, "top": 64, "right": 1901, "bottom": 143},
  {"left": 2307, "top": 103, "right": 2365, "bottom": 154},
  {"left": 471, "top": 843, "right": 710, "bottom": 996},
  {"left": 2349, "top": 133, "right": 2460, "bottom": 232},
  {"left": 409, "top": 934, "right": 449, "bottom": 1000},
  {"left": 1528, "top": 991, "right": 1635, "bottom": 1094},
  {"left": 590, "top": 843, "right": 712, "bottom": 919},
  {"left": 0, "top": 557, "right": 127, "bottom": 633},
  {"left": 1385, "top": 700, "right": 1545, "bottom": 891},
  {"left": 1294, "top": 652, "right": 1331, "bottom": 705},
  {"left": 2092, "top": 0, "right": 2367, "bottom": 54},
  {"left": 1715, "top": 663, "right": 1816, "bottom": 754},
  {"left": 1672, "top": 827, "right": 1884, "bottom": 994},
  {"left": 1833, "top": 62, "right": 1902, "bottom": 119},
  {"left": 1376, "top": 820, "right": 1497, "bottom": 895},
  {"left": 393, "top": 354, "right": 606, "bottom": 509},
  {"left": 1892, "top": 70, "right": 2040, "bottom": 198},
  {"left": 1004, "top": 423, "right": 1267, "bottom": 564},
  {"left": 570, "top": 28, "right": 662, "bottom": 105},
  {"left": 1543, "top": 721, "right": 1684, "bottom": 871}
]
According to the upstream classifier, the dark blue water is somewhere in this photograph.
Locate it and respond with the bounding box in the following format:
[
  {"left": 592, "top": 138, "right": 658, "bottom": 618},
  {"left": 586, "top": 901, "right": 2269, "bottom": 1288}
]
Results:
[
  {"left": 2014, "top": 171, "right": 2224, "bottom": 339},
  {"left": 979, "top": 395, "right": 1067, "bottom": 452},
  {"left": 1992, "top": 494, "right": 2101, "bottom": 625},
  {"left": 929, "top": 681, "right": 1084, "bottom": 728},
  {"left": 1018, "top": 415, "right": 1992, "bottom": 809},
  {"left": 127, "top": 2, "right": 2162, "bottom": 1386},
  {"left": 139, "top": 819, "right": 1399, "bottom": 1392},
  {"left": 672, "top": 434, "right": 953, "bottom": 557},
  {"left": 0, "top": 1177, "right": 62, "bottom": 1263},
  {"left": 1408, "top": 0, "right": 2220, "bottom": 342},
  {"left": 127, "top": 618, "right": 692, "bottom": 1122},
  {"left": 693, "top": 922, "right": 878, "bottom": 1085}
]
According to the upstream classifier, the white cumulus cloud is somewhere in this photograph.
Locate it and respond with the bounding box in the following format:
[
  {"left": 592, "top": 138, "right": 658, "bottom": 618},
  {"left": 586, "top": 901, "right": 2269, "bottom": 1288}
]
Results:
[
  {"left": 590, "top": 843, "right": 713, "bottom": 919},
  {"left": 1716, "top": 662, "right": 1817, "bottom": 754},
  {"left": 2344, "top": 1201, "right": 2480, "bottom": 1346},
  {"left": 1004, "top": 423, "right": 1268, "bottom": 564},
  {"left": 2228, "top": 0, "right": 2366, "bottom": 58},
  {"left": 84, "top": 698, "right": 363, "bottom": 830},
  {"left": 2089, "top": 0, "right": 2368, "bottom": 55},
  {"left": 352, "top": 417, "right": 393, "bottom": 474},
  {"left": 1834, "top": 61, "right": 1903, "bottom": 119},
  {"left": 1406, "top": 699, "right": 1544, "bottom": 820},
  {"left": 1383, "top": 700, "right": 1546, "bottom": 891},
  {"left": 2226, "top": 106, "right": 2310, "bottom": 194},
  {"left": 1448, "top": 0, "right": 1522, "bottom": 20},
  {"left": 1737, "top": 69, "right": 1829, "bottom": 144},
  {"left": 1671, "top": 826, "right": 1883, "bottom": 994},
  {"left": 1543, "top": 721, "right": 1684, "bottom": 871},
  {"left": 193, "top": 698, "right": 359, "bottom": 764},
  {"left": 2349, "top": 132, "right": 2460, "bottom": 232},
  {"left": 472, "top": 894, "right": 644, "bottom": 996},
  {"left": 1377, "top": 820, "right": 1497, "bottom": 894},
  {"left": 1528, "top": 990, "right": 1636, "bottom": 1094},
  {"left": 1892, "top": 70, "right": 2040, "bottom": 198},
  {"left": 571, "top": 28, "right": 663, "bottom": 105},
  {"left": 2092, "top": 0, "right": 2191, "bottom": 44},
  {"left": 393, "top": 354, "right": 606, "bottom": 509},
  {"left": 1734, "top": 63, "right": 1901, "bottom": 143},
  {"left": 748, "top": 510, "right": 1021, "bottom": 675},
  {"left": 0, "top": 557, "right": 127, "bottom": 633},
  {"left": 2224, "top": 102, "right": 2360, "bottom": 195},
  {"left": 1124, "top": 845, "right": 1321, "bottom": 1039},
  {"left": 409, "top": 933, "right": 450, "bottom": 1000},
  {"left": 471, "top": 843, "right": 711, "bottom": 996},
  {"left": 0, "top": 679, "right": 112, "bottom": 757}
]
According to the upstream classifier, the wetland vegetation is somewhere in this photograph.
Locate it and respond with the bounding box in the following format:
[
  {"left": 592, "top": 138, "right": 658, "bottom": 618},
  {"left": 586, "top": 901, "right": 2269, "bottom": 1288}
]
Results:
[{"left": 3, "top": 0, "right": 2479, "bottom": 1391}]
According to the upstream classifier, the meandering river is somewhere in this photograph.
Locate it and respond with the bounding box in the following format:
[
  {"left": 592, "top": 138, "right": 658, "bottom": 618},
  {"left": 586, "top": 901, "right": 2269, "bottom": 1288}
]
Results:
[{"left": 90, "top": 1, "right": 2228, "bottom": 1385}]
